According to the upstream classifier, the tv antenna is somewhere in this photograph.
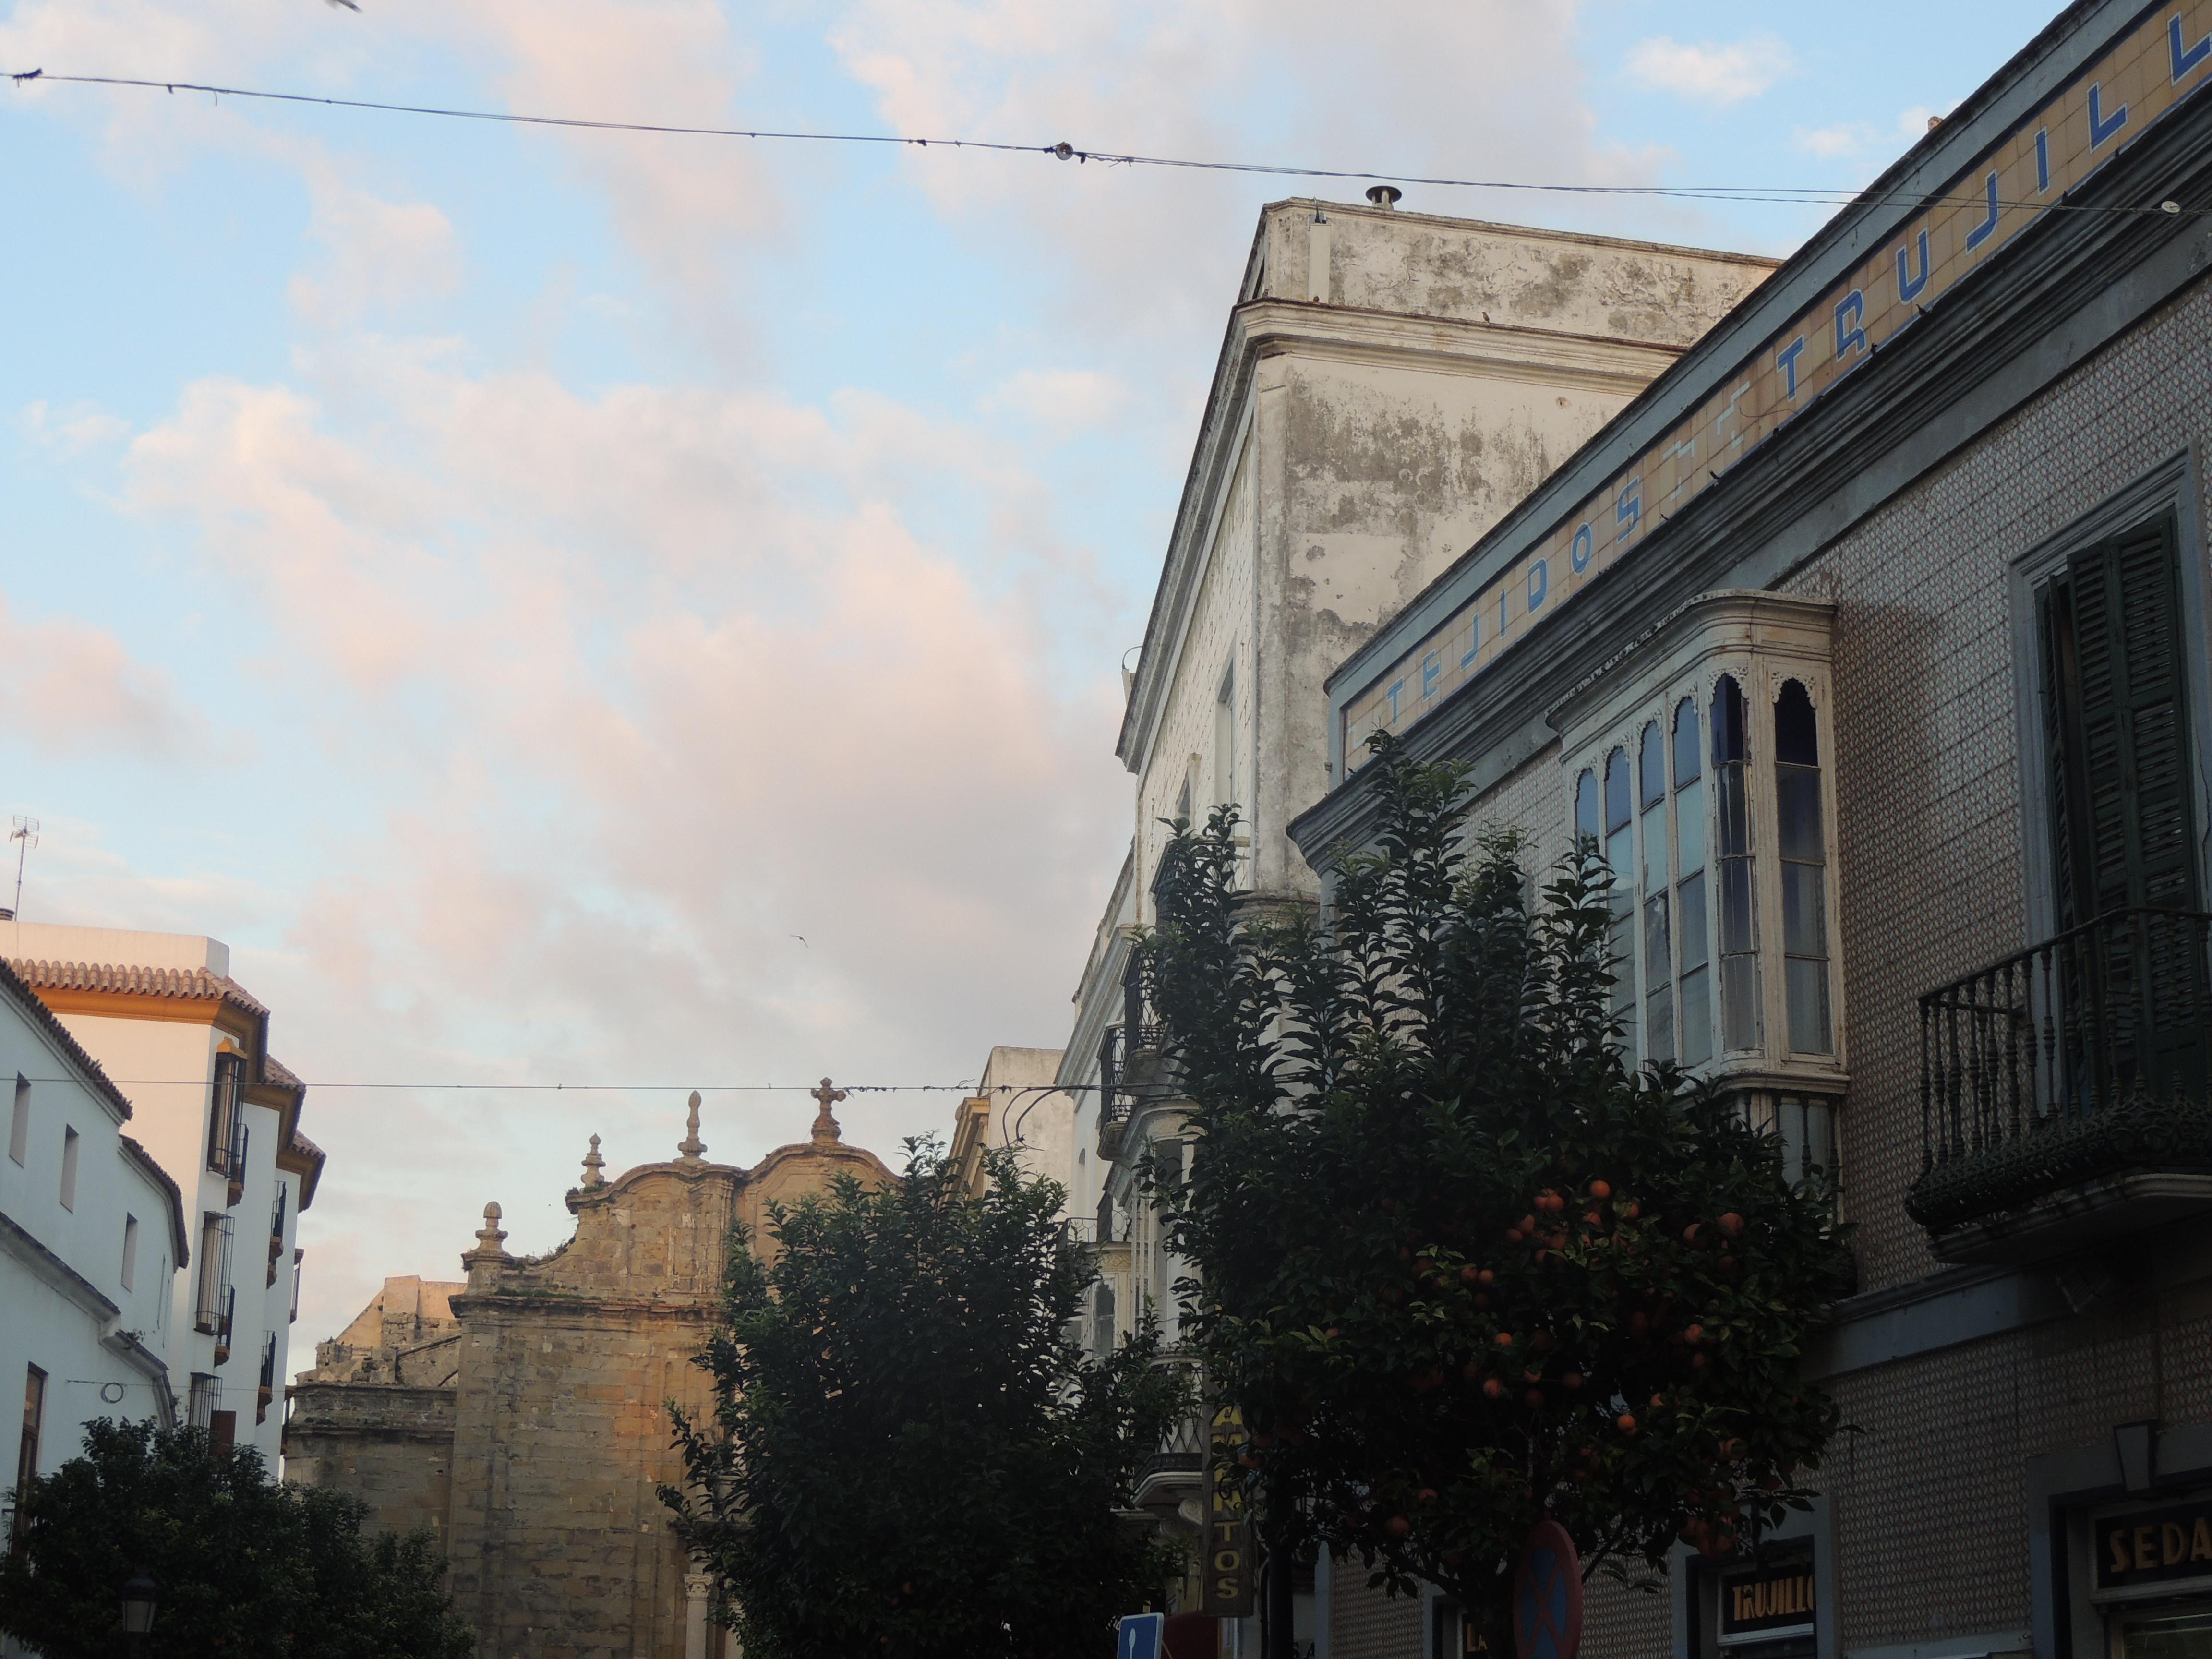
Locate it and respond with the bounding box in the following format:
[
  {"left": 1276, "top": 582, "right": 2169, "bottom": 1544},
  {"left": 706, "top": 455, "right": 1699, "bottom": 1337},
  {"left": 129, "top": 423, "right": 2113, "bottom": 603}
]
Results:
[{"left": 9, "top": 817, "right": 38, "bottom": 921}]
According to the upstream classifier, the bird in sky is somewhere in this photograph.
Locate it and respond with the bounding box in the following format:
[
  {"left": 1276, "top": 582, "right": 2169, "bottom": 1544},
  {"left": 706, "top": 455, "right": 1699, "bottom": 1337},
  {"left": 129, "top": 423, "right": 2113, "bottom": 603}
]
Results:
[
  {"left": 791, "top": 934, "right": 807, "bottom": 947},
  {"left": 325, "top": 0, "right": 360, "bottom": 11}
]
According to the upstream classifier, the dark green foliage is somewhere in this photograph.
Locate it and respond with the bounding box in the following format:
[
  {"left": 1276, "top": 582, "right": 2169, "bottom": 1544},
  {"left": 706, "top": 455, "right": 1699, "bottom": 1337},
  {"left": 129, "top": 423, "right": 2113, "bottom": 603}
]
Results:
[
  {"left": 0, "top": 1418, "right": 471, "bottom": 1658},
  {"left": 663, "top": 1140, "right": 1190, "bottom": 1659},
  {"left": 1145, "top": 737, "right": 1855, "bottom": 1632}
]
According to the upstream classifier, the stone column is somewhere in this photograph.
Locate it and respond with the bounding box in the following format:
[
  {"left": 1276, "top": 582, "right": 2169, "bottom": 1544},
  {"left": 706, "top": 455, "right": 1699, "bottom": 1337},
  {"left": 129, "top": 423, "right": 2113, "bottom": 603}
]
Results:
[{"left": 684, "top": 1572, "right": 713, "bottom": 1659}]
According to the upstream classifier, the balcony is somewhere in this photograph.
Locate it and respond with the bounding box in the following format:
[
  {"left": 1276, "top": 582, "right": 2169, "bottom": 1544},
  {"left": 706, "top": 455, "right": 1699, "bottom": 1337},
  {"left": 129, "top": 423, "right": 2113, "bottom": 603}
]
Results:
[
  {"left": 212, "top": 1286, "right": 237, "bottom": 1367},
  {"left": 257, "top": 1332, "right": 277, "bottom": 1424},
  {"left": 1907, "top": 907, "right": 2212, "bottom": 1264},
  {"left": 1132, "top": 1399, "right": 1207, "bottom": 1513},
  {"left": 266, "top": 1188, "right": 287, "bottom": 1287},
  {"left": 1098, "top": 950, "right": 1166, "bottom": 1162}
]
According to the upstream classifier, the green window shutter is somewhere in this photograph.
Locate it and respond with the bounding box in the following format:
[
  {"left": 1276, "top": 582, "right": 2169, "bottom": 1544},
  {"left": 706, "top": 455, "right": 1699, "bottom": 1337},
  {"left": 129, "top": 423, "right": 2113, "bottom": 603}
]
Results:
[{"left": 2045, "top": 514, "right": 2201, "bottom": 923}]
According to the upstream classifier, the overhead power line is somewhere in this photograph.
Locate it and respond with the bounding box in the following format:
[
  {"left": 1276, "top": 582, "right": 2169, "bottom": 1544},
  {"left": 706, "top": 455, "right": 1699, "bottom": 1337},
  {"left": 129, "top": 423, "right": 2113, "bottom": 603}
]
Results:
[
  {"left": 19, "top": 1077, "right": 1103, "bottom": 1093},
  {"left": 5, "top": 68, "right": 2200, "bottom": 219}
]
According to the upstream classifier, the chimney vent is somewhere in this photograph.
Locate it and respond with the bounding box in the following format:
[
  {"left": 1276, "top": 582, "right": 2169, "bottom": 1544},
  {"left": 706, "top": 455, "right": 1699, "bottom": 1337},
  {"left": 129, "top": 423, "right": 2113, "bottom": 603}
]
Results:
[{"left": 1365, "top": 184, "right": 1403, "bottom": 209}]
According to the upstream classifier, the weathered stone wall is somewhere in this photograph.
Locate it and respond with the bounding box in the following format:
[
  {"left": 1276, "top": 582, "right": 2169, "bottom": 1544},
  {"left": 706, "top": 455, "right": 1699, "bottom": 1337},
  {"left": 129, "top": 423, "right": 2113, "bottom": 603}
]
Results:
[{"left": 285, "top": 1382, "right": 458, "bottom": 1546}]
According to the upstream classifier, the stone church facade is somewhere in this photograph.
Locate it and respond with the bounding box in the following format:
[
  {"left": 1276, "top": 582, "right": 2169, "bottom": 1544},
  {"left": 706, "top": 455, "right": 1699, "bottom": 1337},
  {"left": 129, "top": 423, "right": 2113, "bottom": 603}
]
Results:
[{"left": 287, "top": 1088, "right": 891, "bottom": 1659}]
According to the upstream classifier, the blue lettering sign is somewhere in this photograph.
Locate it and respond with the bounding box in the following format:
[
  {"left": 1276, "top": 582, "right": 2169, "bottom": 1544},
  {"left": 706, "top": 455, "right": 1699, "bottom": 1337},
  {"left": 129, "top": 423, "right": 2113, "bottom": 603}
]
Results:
[
  {"left": 1965, "top": 172, "right": 2000, "bottom": 251},
  {"left": 1571, "top": 524, "right": 1593, "bottom": 572},
  {"left": 1420, "top": 652, "right": 1441, "bottom": 699},
  {"left": 2090, "top": 84, "right": 2128, "bottom": 146},
  {"left": 1460, "top": 612, "right": 1481, "bottom": 669},
  {"left": 1895, "top": 231, "right": 1931, "bottom": 303},
  {"left": 1776, "top": 336, "right": 1808, "bottom": 398},
  {"left": 1833, "top": 291, "right": 1866, "bottom": 360},
  {"left": 2175, "top": 14, "right": 2212, "bottom": 79},
  {"left": 1527, "top": 559, "right": 1549, "bottom": 611},
  {"left": 2035, "top": 128, "right": 2051, "bottom": 192},
  {"left": 1616, "top": 478, "right": 1642, "bottom": 539},
  {"left": 1385, "top": 679, "right": 1404, "bottom": 723}
]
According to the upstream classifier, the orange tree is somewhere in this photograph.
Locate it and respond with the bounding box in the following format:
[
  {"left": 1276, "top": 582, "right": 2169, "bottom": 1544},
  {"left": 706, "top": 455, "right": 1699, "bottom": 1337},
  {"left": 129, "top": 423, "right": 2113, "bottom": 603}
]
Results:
[{"left": 1143, "top": 739, "right": 1853, "bottom": 1637}]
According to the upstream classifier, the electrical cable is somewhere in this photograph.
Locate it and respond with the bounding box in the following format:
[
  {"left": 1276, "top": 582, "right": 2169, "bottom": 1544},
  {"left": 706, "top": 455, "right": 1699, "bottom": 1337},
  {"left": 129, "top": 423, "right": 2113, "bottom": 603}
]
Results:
[
  {"left": 5, "top": 68, "right": 2201, "bottom": 219},
  {"left": 15, "top": 1076, "right": 1106, "bottom": 1092}
]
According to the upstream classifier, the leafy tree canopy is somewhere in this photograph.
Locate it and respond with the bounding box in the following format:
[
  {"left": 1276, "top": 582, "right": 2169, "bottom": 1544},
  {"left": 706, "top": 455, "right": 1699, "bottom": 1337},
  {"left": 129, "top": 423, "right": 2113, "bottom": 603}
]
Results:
[
  {"left": 664, "top": 1140, "right": 1190, "bottom": 1659},
  {"left": 1145, "top": 740, "right": 1855, "bottom": 1633},
  {"left": 0, "top": 1419, "right": 470, "bottom": 1659}
]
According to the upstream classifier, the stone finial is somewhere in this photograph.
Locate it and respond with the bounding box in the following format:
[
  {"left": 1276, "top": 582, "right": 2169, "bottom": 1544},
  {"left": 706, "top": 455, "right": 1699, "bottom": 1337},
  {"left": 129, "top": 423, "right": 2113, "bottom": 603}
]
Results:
[
  {"left": 580, "top": 1133, "right": 606, "bottom": 1189},
  {"left": 679, "top": 1091, "right": 706, "bottom": 1164},
  {"left": 462, "top": 1200, "right": 514, "bottom": 1282},
  {"left": 810, "top": 1077, "right": 847, "bottom": 1143}
]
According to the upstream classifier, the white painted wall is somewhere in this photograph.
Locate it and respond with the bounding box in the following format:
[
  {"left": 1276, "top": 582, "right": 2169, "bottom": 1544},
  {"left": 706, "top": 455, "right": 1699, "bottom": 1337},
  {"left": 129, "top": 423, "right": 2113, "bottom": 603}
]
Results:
[
  {"left": 0, "top": 983, "right": 182, "bottom": 1506},
  {"left": 5, "top": 923, "right": 297, "bottom": 1468}
]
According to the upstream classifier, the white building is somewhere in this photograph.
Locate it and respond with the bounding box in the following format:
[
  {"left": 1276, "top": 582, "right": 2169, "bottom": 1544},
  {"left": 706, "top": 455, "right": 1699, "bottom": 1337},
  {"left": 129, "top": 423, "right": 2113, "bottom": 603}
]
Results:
[
  {"left": 1040, "top": 195, "right": 1777, "bottom": 1621},
  {"left": 4, "top": 925, "right": 323, "bottom": 1468},
  {"left": 0, "top": 955, "right": 187, "bottom": 1521}
]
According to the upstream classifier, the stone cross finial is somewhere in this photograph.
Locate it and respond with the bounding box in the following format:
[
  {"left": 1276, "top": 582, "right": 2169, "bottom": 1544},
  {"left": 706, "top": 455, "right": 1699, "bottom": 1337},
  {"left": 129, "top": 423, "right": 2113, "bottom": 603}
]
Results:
[
  {"left": 678, "top": 1091, "right": 706, "bottom": 1163},
  {"left": 580, "top": 1133, "right": 606, "bottom": 1189},
  {"left": 477, "top": 1201, "right": 506, "bottom": 1249},
  {"left": 810, "top": 1077, "right": 846, "bottom": 1143}
]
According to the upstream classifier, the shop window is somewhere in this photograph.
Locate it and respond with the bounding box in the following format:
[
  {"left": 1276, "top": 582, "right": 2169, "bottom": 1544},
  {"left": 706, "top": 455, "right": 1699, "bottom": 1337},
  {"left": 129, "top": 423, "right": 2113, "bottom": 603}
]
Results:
[
  {"left": 1714, "top": 676, "right": 1761, "bottom": 1053},
  {"left": 2086, "top": 1490, "right": 2212, "bottom": 1659},
  {"left": 1690, "top": 1537, "right": 1818, "bottom": 1659}
]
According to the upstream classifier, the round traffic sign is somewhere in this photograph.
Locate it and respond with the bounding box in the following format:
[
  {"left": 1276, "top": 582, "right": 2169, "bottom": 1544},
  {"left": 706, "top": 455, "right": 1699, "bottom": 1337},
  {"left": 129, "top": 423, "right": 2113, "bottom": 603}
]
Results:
[{"left": 1512, "top": 1517, "right": 1583, "bottom": 1659}]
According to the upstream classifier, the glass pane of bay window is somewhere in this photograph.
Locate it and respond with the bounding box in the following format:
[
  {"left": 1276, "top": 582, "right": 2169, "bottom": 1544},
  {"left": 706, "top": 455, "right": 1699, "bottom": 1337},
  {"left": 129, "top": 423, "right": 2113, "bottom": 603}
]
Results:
[
  {"left": 1776, "top": 681, "right": 1832, "bottom": 1054},
  {"left": 1672, "top": 696, "right": 1712, "bottom": 1067},
  {"left": 1604, "top": 749, "right": 1636, "bottom": 1039},
  {"left": 1713, "top": 676, "right": 1761, "bottom": 1052}
]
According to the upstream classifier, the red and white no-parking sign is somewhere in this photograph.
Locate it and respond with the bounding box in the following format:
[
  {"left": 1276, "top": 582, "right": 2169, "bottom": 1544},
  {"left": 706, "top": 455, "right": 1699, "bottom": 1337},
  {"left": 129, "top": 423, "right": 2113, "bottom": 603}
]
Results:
[{"left": 1512, "top": 1518, "right": 1583, "bottom": 1659}]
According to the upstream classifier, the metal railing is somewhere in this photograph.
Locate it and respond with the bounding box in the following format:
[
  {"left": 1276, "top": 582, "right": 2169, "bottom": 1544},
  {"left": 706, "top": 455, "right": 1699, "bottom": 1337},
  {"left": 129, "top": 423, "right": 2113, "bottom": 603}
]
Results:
[
  {"left": 257, "top": 1332, "right": 277, "bottom": 1421},
  {"left": 1122, "top": 947, "right": 1162, "bottom": 1050},
  {"left": 213, "top": 1286, "right": 236, "bottom": 1366},
  {"left": 1097, "top": 1024, "right": 1130, "bottom": 1156},
  {"left": 1134, "top": 1402, "right": 1206, "bottom": 1492},
  {"left": 267, "top": 1187, "right": 288, "bottom": 1286},
  {"left": 1910, "top": 907, "right": 2212, "bottom": 1230}
]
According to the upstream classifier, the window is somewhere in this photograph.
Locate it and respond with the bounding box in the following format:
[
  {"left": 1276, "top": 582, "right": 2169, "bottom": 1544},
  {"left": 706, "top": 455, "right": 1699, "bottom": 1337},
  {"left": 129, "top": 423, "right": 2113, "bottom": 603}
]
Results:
[
  {"left": 207, "top": 1052, "right": 245, "bottom": 1177},
  {"left": 1714, "top": 675, "right": 1761, "bottom": 1052},
  {"left": 1604, "top": 748, "right": 1636, "bottom": 1036},
  {"left": 16, "top": 1366, "right": 44, "bottom": 1501},
  {"left": 1640, "top": 722, "right": 1674, "bottom": 1063},
  {"left": 121, "top": 1214, "right": 139, "bottom": 1292},
  {"left": 7, "top": 1076, "right": 25, "bottom": 1166},
  {"left": 187, "top": 1373, "right": 218, "bottom": 1432},
  {"left": 1777, "top": 683, "right": 1833, "bottom": 1054},
  {"left": 1214, "top": 664, "right": 1238, "bottom": 813},
  {"left": 1674, "top": 697, "right": 1713, "bottom": 1067},
  {"left": 1094, "top": 1283, "right": 1117, "bottom": 1357},
  {"left": 195, "top": 1212, "right": 234, "bottom": 1335},
  {"left": 58, "top": 1127, "right": 78, "bottom": 1212}
]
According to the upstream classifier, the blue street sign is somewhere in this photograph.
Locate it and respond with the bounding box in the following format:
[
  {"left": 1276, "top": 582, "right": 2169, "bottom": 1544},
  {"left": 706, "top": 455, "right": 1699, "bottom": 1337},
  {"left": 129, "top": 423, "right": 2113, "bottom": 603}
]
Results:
[{"left": 1118, "top": 1612, "right": 1165, "bottom": 1659}]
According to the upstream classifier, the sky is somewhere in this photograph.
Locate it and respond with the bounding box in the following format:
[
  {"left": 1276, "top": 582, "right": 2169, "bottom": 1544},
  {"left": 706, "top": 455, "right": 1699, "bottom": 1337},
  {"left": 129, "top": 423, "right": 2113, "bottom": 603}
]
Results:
[{"left": 0, "top": 0, "right": 2048, "bottom": 1346}]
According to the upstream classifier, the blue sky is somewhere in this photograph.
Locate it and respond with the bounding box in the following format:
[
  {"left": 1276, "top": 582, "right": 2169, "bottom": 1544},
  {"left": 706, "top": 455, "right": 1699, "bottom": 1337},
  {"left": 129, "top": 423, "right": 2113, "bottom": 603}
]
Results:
[{"left": 0, "top": 0, "right": 2043, "bottom": 1339}]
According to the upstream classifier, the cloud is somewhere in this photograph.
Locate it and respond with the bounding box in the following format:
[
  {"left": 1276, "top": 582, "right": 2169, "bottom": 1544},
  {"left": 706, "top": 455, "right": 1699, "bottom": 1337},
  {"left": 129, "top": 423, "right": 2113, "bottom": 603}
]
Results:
[
  {"left": 985, "top": 369, "right": 1131, "bottom": 434},
  {"left": 0, "top": 594, "right": 211, "bottom": 760},
  {"left": 1626, "top": 35, "right": 1795, "bottom": 105},
  {"left": 100, "top": 347, "right": 1130, "bottom": 1334},
  {"left": 1792, "top": 105, "right": 1950, "bottom": 167}
]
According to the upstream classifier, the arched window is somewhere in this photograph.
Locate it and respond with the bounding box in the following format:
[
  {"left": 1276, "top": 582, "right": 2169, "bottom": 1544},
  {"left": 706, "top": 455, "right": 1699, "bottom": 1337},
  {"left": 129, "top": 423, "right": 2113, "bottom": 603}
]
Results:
[
  {"left": 1776, "top": 681, "right": 1831, "bottom": 1053},
  {"left": 1638, "top": 723, "right": 1673, "bottom": 1062},
  {"left": 1712, "top": 676, "right": 1760, "bottom": 1051},
  {"left": 1575, "top": 769, "right": 1600, "bottom": 846},
  {"left": 1603, "top": 749, "right": 1635, "bottom": 1032},
  {"left": 1672, "top": 697, "right": 1712, "bottom": 1066}
]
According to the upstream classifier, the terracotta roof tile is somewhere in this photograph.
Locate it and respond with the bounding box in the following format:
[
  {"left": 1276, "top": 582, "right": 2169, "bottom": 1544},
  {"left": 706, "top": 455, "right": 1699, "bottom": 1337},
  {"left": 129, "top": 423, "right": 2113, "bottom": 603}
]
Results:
[
  {"left": 7, "top": 958, "right": 271, "bottom": 1018},
  {"left": 262, "top": 1052, "right": 303, "bottom": 1090},
  {"left": 0, "top": 957, "right": 134, "bottom": 1120}
]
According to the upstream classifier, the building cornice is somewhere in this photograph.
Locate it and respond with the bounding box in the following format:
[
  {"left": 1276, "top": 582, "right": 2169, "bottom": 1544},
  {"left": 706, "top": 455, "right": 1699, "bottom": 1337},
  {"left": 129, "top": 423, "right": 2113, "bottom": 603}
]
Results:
[
  {"left": 1114, "top": 297, "right": 1691, "bottom": 776},
  {"left": 0, "top": 1206, "right": 122, "bottom": 1324}
]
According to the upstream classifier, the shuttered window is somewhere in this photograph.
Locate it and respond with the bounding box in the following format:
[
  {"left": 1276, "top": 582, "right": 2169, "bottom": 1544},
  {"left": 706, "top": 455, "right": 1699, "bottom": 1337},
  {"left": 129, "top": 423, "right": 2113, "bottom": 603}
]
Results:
[{"left": 2042, "top": 513, "right": 2201, "bottom": 922}]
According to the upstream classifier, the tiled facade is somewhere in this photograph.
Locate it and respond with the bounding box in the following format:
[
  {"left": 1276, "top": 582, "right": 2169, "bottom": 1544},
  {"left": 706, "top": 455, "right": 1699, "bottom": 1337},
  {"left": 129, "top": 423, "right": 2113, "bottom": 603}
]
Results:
[{"left": 1292, "top": 5, "right": 2212, "bottom": 1656}]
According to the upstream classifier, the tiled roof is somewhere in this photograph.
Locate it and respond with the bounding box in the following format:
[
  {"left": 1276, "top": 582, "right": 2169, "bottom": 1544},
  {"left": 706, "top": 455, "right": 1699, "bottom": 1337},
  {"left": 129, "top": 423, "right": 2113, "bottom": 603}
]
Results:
[
  {"left": 290, "top": 1126, "right": 324, "bottom": 1162},
  {"left": 0, "top": 957, "right": 134, "bottom": 1119},
  {"left": 8, "top": 958, "right": 271, "bottom": 1018},
  {"left": 262, "top": 1052, "right": 303, "bottom": 1090}
]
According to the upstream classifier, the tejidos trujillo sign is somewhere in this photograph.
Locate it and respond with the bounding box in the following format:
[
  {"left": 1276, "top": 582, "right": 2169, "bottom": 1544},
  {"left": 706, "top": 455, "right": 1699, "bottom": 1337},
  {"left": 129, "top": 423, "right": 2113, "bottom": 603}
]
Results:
[
  {"left": 1718, "top": 1554, "right": 1816, "bottom": 1644},
  {"left": 2096, "top": 1501, "right": 2212, "bottom": 1591},
  {"left": 1202, "top": 1404, "right": 1254, "bottom": 1618}
]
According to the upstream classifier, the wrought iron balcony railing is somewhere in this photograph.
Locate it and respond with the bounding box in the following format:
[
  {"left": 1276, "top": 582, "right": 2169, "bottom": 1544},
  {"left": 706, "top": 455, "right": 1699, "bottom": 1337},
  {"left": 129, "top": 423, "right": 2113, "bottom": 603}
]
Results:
[
  {"left": 213, "top": 1286, "right": 237, "bottom": 1367},
  {"left": 1909, "top": 906, "right": 2212, "bottom": 1242}
]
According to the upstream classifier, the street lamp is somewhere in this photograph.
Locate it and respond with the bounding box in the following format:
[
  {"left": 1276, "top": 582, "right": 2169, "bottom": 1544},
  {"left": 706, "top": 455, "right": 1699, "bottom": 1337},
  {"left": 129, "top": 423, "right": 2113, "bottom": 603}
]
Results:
[{"left": 121, "top": 1571, "right": 157, "bottom": 1656}]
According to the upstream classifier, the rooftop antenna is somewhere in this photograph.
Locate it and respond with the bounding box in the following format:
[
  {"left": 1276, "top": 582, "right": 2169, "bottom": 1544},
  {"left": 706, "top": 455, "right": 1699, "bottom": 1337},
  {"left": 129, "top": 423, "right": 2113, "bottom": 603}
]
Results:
[{"left": 7, "top": 817, "right": 36, "bottom": 922}]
